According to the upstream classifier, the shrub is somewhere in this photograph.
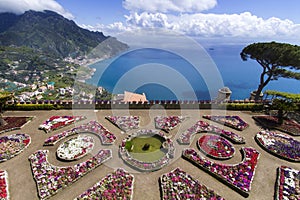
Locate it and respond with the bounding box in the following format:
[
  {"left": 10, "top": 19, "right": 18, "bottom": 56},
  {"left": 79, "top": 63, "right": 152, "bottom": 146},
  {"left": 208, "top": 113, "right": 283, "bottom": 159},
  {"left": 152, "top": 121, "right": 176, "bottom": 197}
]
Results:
[
  {"left": 226, "top": 103, "right": 264, "bottom": 111},
  {"left": 5, "top": 104, "right": 61, "bottom": 111}
]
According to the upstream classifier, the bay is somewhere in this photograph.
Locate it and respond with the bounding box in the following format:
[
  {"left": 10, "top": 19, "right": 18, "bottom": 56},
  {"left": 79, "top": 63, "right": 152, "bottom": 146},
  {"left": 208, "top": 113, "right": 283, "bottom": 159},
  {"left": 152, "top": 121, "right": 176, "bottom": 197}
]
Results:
[{"left": 86, "top": 44, "right": 300, "bottom": 100}]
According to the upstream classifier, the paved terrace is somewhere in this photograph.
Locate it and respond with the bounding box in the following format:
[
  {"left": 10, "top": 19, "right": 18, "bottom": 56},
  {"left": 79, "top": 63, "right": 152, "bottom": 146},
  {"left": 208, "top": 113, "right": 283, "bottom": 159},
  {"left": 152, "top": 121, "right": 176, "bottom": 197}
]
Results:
[{"left": 0, "top": 109, "right": 298, "bottom": 200}]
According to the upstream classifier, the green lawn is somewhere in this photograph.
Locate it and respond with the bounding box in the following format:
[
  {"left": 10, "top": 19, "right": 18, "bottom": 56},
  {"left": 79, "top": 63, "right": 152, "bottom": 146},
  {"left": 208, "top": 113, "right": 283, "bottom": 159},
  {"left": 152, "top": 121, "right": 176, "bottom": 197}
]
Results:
[{"left": 125, "top": 135, "right": 166, "bottom": 162}]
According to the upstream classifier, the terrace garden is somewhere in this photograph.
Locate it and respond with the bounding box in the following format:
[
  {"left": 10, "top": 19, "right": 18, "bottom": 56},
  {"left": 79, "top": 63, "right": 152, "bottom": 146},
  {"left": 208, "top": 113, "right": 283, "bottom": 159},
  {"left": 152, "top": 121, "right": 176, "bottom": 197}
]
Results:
[{"left": 0, "top": 111, "right": 300, "bottom": 199}]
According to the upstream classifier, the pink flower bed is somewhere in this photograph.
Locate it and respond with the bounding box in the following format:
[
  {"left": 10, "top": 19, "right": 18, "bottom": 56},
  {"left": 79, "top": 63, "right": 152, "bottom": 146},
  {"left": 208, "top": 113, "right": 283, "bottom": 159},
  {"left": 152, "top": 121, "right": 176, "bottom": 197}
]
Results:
[
  {"left": 183, "top": 147, "right": 260, "bottom": 197},
  {"left": 0, "top": 133, "right": 31, "bottom": 162},
  {"left": 105, "top": 116, "right": 140, "bottom": 132},
  {"left": 39, "top": 116, "right": 86, "bottom": 133},
  {"left": 275, "top": 166, "right": 300, "bottom": 200},
  {"left": 253, "top": 115, "right": 300, "bottom": 136},
  {"left": 255, "top": 131, "right": 300, "bottom": 162},
  {"left": 44, "top": 129, "right": 74, "bottom": 146},
  {"left": 198, "top": 135, "right": 235, "bottom": 160},
  {"left": 44, "top": 121, "right": 116, "bottom": 146},
  {"left": 160, "top": 168, "right": 224, "bottom": 200},
  {"left": 28, "top": 149, "right": 112, "bottom": 200},
  {"left": 76, "top": 168, "right": 134, "bottom": 200},
  {"left": 178, "top": 120, "right": 245, "bottom": 144},
  {"left": 0, "top": 117, "right": 33, "bottom": 134},
  {"left": 203, "top": 115, "right": 249, "bottom": 131},
  {"left": 154, "top": 116, "right": 186, "bottom": 132},
  {"left": 0, "top": 170, "right": 9, "bottom": 200}
]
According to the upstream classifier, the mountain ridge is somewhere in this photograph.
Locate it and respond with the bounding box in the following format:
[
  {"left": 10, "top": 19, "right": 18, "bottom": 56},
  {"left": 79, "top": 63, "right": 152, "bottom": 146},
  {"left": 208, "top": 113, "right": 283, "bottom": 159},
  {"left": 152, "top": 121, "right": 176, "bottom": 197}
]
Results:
[{"left": 0, "top": 10, "right": 128, "bottom": 58}]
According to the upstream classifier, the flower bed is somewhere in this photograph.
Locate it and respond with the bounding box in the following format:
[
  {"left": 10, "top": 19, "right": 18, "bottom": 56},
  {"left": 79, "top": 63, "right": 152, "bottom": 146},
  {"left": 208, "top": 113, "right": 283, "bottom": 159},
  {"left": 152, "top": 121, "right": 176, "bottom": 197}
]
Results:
[
  {"left": 160, "top": 168, "right": 224, "bottom": 200},
  {"left": 0, "top": 117, "right": 33, "bottom": 134},
  {"left": 198, "top": 135, "right": 235, "bottom": 160},
  {"left": 203, "top": 115, "right": 249, "bottom": 131},
  {"left": 275, "top": 166, "right": 300, "bottom": 200},
  {"left": 39, "top": 116, "right": 86, "bottom": 133},
  {"left": 255, "top": 131, "right": 300, "bottom": 162},
  {"left": 56, "top": 135, "right": 94, "bottom": 161},
  {"left": 29, "top": 149, "right": 112, "bottom": 200},
  {"left": 178, "top": 120, "right": 245, "bottom": 145},
  {"left": 75, "top": 168, "right": 134, "bottom": 200},
  {"left": 182, "top": 147, "right": 260, "bottom": 197},
  {"left": 0, "top": 133, "right": 31, "bottom": 162},
  {"left": 44, "top": 129, "right": 75, "bottom": 146},
  {"left": 119, "top": 129, "right": 175, "bottom": 172},
  {"left": 154, "top": 116, "right": 186, "bottom": 132},
  {"left": 105, "top": 116, "right": 140, "bottom": 132},
  {"left": 253, "top": 115, "right": 300, "bottom": 136},
  {"left": 0, "top": 170, "right": 9, "bottom": 200},
  {"left": 44, "top": 121, "right": 116, "bottom": 146}
]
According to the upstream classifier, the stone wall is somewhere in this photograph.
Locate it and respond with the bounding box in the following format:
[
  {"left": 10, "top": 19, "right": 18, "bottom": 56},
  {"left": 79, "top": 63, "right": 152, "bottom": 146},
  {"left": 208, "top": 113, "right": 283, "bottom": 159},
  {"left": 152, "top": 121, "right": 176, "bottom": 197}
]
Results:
[{"left": 6, "top": 100, "right": 269, "bottom": 110}]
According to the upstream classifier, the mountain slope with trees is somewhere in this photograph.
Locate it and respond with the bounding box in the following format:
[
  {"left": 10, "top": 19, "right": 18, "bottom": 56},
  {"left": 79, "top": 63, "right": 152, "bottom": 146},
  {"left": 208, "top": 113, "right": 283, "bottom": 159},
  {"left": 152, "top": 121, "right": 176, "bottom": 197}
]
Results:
[{"left": 0, "top": 10, "right": 128, "bottom": 58}]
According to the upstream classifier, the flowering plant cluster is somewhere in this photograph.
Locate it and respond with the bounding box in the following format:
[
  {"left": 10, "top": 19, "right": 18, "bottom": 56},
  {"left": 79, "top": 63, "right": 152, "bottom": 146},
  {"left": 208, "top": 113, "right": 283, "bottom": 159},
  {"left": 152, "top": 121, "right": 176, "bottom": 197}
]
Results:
[
  {"left": 154, "top": 116, "right": 186, "bottom": 132},
  {"left": 160, "top": 168, "right": 224, "bottom": 200},
  {"left": 253, "top": 115, "right": 300, "bottom": 136},
  {"left": 203, "top": 115, "right": 249, "bottom": 131},
  {"left": 0, "top": 133, "right": 31, "bottom": 162},
  {"left": 44, "top": 121, "right": 116, "bottom": 146},
  {"left": 255, "top": 131, "right": 300, "bottom": 162},
  {"left": 39, "top": 116, "right": 86, "bottom": 133},
  {"left": 198, "top": 135, "right": 235, "bottom": 160},
  {"left": 56, "top": 135, "right": 94, "bottom": 161},
  {"left": 29, "top": 149, "right": 112, "bottom": 200},
  {"left": 183, "top": 147, "right": 260, "bottom": 197},
  {"left": 119, "top": 129, "right": 175, "bottom": 171},
  {"left": 44, "top": 129, "right": 74, "bottom": 146},
  {"left": 275, "top": 166, "right": 300, "bottom": 200},
  {"left": 0, "top": 170, "right": 9, "bottom": 200},
  {"left": 76, "top": 168, "right": 134, "bottom": 200},
  {"left": 0, "top": 117, "right": 33, "bottom": 134},
  {"left": 105, "top": 116, "right": 140, "bottom": 132},
  {"left": 178, "top": 120, "right": 245, "bottom": 145},
  {"left": 71, "top": 121, "right": 116, "bottom": 145}
]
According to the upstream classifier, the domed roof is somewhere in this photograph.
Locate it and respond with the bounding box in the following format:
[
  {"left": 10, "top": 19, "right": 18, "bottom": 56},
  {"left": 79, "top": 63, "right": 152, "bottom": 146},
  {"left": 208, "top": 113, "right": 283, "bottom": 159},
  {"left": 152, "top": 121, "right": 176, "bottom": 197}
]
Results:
[{"left": 219, "top": 87, "right": 232, "bottom": 93}]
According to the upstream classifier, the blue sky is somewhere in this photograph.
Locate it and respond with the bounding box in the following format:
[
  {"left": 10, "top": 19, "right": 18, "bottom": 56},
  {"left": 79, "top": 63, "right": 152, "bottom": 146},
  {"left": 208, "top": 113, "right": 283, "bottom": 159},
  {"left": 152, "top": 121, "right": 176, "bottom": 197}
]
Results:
[
  {"left": 56, "top": 0, "right": 126, "bottom": 25},
  {"left": 55, "top": 0, "right": 300, "bottom": 25},
  {"left": 1, "top": 0, "right": 300, "bottom": 43}
]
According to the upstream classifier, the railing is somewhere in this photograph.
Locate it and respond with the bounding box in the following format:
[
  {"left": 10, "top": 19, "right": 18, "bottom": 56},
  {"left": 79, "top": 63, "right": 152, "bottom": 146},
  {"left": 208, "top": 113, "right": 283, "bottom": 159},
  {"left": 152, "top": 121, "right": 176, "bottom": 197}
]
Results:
[{"left": 5, "top": 99, "right": 270, "bottom": 110}]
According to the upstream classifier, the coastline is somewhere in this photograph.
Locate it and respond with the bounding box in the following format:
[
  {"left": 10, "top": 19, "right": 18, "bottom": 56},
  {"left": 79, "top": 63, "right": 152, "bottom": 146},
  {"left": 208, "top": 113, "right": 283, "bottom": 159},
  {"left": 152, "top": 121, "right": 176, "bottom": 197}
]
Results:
[{"left": 73, "top": 57, "right": 104, "bottom": 83}]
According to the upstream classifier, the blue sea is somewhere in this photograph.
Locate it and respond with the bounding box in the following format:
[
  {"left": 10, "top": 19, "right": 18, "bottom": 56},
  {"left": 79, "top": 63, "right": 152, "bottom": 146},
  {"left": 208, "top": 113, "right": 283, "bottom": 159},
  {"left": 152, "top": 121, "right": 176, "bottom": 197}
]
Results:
[{"left": 86, "top": 44, "right": 300, "bottom": 100}]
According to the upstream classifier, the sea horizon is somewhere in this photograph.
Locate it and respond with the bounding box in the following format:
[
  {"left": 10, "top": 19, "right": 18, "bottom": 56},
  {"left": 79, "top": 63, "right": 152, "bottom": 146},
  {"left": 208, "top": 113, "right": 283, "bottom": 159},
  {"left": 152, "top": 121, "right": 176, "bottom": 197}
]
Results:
[{"left": 86, "top": 43, "right": 300, "bottom": 101}]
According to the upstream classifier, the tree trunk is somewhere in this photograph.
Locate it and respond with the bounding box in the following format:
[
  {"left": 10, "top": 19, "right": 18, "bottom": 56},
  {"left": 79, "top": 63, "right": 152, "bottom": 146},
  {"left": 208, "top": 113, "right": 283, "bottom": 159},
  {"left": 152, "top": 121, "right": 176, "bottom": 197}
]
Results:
[
  {"left": 254, "top": 86, "right": 264, "bottom": 101},
  {"left": 0, "top": 103, "right": 7, "bottom": 126},
  {"left": 0, "top": 113, "right": 6, "bottom": 126},
  {"left": 277, "top": 109, "right": 284, "bottom": 124}
]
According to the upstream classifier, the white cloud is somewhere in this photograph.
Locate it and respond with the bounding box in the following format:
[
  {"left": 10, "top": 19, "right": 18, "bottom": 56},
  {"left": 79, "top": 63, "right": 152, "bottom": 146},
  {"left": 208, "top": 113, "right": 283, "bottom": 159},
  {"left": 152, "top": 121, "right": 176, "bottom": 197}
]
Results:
[
  {"left": 123, "top": 0, "right": 217, "bottom": 13},
  {"left": 119, "top": 12, "right": 300, "bottom": 39},
  {"left": 80, "top": 22, "right": 133, "bottom": 36},
  {"left": 0, "top": 0, "right": 73, "bottom": 19}
]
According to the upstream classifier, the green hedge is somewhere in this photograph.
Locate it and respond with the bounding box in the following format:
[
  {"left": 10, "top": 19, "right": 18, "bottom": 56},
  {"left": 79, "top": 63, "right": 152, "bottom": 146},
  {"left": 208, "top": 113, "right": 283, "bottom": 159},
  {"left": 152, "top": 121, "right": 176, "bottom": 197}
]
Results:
[
  {"left": 4, "top": 102, "right": 265, "bottom": 111},
  {"left": 5, "top": 104, "right": 61, "bottom": 111},
  {"left": 225, "top": 103, "right": 264, "bottom": 111}
]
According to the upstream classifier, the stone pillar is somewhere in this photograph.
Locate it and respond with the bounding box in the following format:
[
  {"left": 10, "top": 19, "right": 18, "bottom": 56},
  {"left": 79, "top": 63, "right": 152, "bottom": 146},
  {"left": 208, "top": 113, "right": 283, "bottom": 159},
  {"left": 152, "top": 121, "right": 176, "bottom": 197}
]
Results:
[
  {"left": 250, "top": 90, "right": 263, "bottom": 101},
  {"left": 216, "top": 87, "right": 232, "bottom": 102}
]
